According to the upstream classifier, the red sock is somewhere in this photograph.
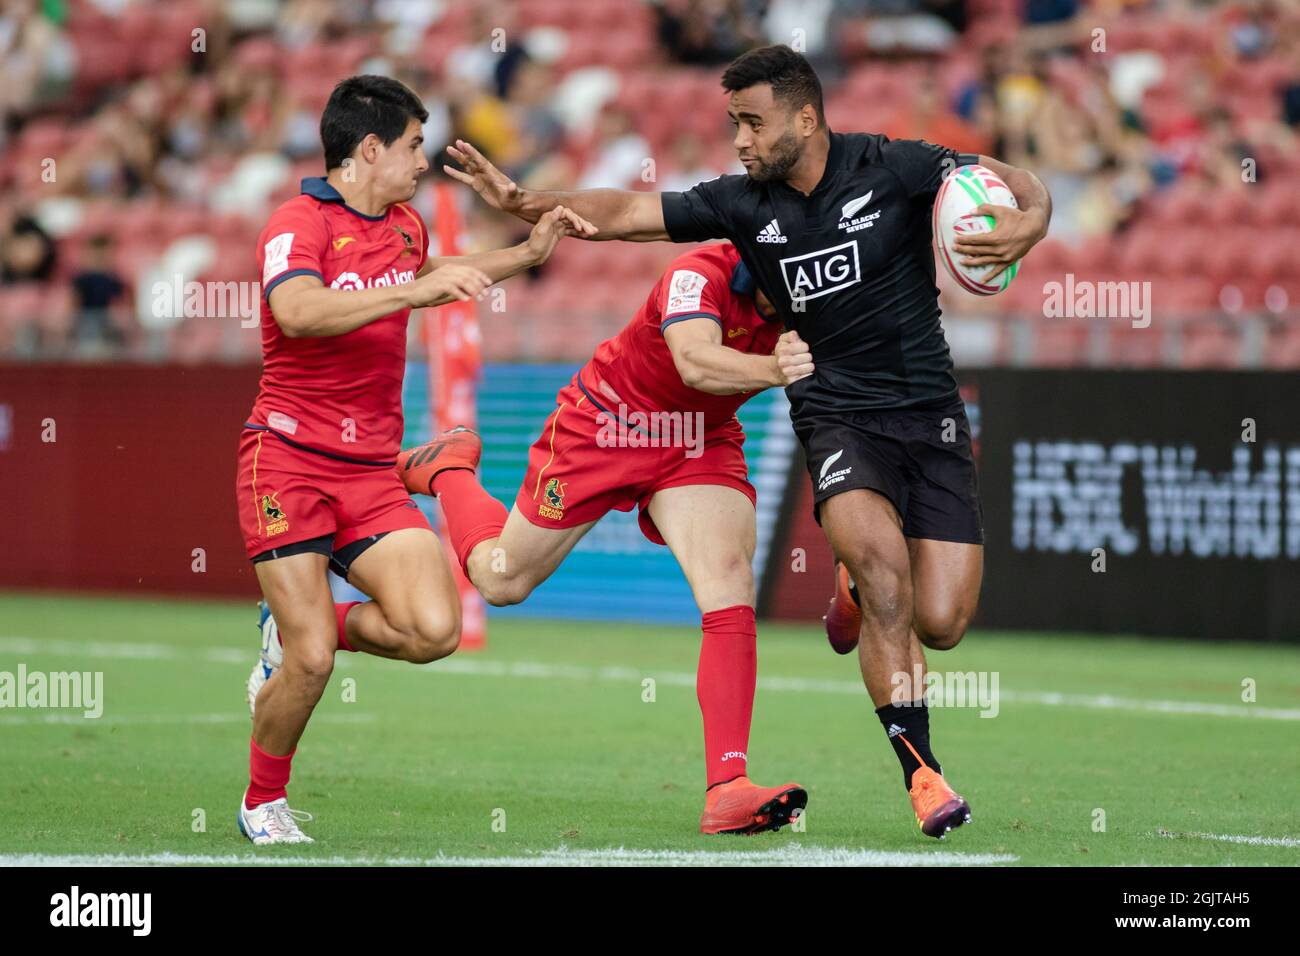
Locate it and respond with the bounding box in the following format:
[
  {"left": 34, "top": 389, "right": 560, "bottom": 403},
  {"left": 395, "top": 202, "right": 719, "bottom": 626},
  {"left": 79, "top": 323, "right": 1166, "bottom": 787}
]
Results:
[
  {"left": 430, "top": 469, "right": 507, "bottom": 575},
  {"left": 247, "top": 737, "right": 295, "bottom": 808},
  {"left": 335, "top": 601, "right": 360, "bottom": 652},
  {"left": 698, "top": 605, "right": 757, "bottom": 788}
]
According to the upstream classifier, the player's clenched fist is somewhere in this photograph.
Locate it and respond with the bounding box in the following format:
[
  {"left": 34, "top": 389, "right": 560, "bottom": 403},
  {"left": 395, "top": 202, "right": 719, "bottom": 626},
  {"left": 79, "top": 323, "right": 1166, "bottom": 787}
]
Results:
[
  {"left": 525, "top": 205, "right": 597, "bottom": 265},
  {"left": 416, "top": 263, "right": 493, "bottom": 305},
  {"left": 773, "top": 329, "right": 814, "bottom": 386}
]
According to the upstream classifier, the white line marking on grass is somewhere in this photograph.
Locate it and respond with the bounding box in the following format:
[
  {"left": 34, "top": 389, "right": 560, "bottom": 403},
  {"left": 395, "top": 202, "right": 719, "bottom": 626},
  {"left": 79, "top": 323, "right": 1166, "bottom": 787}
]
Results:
[
  {"left": 0, "top": 712, "right": 373, "bottom": 727},
  {"left": 1159, "top": 830, "right": 1300, "bottom": 848},
  {"left": 435, "top": 659, "right": 1300, "bottom": 722},
  {"left": 0, "top": 635, "right": 245, "bottom": 664},
  {"left": 4, "top": 636, "right": 1297, "bottom": 721},
  {"left": 0, "top": 845, "right": 1018, "bottom": 867},
  {"left": 0, "top": 635, "right": 350, "bottom": 668}
]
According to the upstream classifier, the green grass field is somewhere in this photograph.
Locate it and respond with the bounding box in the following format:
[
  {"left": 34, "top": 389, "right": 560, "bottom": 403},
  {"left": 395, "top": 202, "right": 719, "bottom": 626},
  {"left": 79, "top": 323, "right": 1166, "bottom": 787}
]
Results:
[{"left": 2, "top": 592, "right": 1298, "bottom": 866}]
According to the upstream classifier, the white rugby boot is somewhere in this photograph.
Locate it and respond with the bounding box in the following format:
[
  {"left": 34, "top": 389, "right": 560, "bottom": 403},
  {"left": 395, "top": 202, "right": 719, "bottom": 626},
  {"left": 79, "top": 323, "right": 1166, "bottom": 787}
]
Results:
[
  {"left": 246, "top": 600, "right": 282, "bottom": 716},
  {"left": 237, "top": 789, "right": 314, "bottom": 845}
]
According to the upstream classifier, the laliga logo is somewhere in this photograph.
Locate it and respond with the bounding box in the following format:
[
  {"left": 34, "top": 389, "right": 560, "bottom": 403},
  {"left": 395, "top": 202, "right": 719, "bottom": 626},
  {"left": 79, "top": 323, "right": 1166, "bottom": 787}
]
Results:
[
  {"left": 330, "top": 267, "right": 415, "bottom": 291},
  {"left": 331, "top": 272, "right": 366, "bottom": 291}
]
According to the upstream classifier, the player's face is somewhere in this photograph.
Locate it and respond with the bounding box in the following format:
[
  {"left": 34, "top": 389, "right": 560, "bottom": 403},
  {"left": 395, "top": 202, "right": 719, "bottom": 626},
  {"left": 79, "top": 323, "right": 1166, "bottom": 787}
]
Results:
[
  {"left": 727, "top": 85, "right": 804, "bottom": 183},
  {"left": 372, "top": 117, "right": 429, "bottom": 202}
]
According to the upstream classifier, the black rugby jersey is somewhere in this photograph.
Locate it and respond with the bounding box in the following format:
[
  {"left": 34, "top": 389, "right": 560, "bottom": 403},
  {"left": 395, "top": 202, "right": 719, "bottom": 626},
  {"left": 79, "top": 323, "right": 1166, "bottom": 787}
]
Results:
[{"left": 661, "top": 130, "right": 978, "bottom": 416}]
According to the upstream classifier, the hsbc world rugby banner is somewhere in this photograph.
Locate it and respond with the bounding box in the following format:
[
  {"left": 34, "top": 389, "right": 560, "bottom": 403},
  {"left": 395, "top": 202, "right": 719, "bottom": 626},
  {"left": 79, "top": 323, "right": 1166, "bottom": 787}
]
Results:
[{"left": 968, "top": 370, "right": 1300, "bottom": 643}]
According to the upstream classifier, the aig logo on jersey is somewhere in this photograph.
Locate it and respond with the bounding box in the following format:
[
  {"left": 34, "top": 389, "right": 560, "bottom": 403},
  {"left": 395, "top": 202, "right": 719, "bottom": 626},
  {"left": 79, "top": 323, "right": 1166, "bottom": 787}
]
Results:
[{"left": 780, "top": 240, "right": 861, "bottom": 302}]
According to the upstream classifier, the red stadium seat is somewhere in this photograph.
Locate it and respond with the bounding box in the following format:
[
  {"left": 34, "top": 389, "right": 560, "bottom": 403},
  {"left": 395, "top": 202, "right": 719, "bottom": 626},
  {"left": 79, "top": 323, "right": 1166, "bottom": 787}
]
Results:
[
  {"left": 1031, "top": 320, "right": 1092, "bottom": 366},
  {"left": 1180, "top": 321, "right": 1242, "bottom": 368},
  {"left": 1263, "top": 324, "right": 1300, "bottom": 368},
  {"left": 1107, "top": 323, "right": 1165, "bottom": 367}
]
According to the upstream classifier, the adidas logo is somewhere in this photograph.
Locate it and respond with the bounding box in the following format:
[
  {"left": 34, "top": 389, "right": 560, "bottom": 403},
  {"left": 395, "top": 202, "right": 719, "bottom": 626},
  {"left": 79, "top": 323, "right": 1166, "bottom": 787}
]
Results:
[
  {"left": 887, "top": 723, "right": 906, "bottom": 738},
  {"left": 756, "top": 218, "right": 787, "bottom": 244}
]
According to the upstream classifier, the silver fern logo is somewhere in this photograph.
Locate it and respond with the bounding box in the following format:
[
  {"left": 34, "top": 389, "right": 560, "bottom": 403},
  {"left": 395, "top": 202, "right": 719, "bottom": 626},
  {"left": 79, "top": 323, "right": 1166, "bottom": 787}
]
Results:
[{"left": 818, "top": 449, "right": 851, "bottom": 491}]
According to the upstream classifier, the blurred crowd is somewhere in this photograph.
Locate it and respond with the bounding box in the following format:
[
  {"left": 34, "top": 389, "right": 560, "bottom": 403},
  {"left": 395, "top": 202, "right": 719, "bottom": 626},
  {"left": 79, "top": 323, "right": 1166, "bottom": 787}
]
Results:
[{"left": 1, "top": 0, "right": 1298, "bottom": 365}]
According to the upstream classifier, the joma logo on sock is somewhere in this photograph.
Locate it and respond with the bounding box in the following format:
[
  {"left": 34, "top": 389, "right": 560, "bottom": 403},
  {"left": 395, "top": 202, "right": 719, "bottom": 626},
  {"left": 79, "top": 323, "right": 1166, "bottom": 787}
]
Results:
[
  {"left": 721, "top": 751, "right": 748, "bottom": 762},
  {"left": 50, "top": 886, "right": 151, "bottom": 936}
]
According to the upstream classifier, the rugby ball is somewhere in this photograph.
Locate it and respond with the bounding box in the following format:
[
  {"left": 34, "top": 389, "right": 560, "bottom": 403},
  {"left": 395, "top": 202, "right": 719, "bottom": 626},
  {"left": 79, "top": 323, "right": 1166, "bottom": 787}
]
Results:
[{"left": 934, "top": 164, "right": 1020, "bottom": 296}]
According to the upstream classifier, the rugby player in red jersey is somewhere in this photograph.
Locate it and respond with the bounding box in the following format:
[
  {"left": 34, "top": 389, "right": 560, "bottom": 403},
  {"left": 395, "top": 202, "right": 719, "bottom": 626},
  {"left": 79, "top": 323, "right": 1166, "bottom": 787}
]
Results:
[
  {"left": 397, "top": 240, "right": 814, "bottom": 834},
  {"left": 234, "top": 75, "right": 594, "bottom": 845}
]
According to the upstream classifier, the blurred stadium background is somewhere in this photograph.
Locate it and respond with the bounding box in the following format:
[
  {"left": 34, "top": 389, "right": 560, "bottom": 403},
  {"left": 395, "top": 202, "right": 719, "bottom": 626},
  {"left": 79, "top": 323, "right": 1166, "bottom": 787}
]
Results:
[
  {"left": 4, "top": 0, "right": 1300, "bottom": 873},
  {"left": 2, "top": 0, "right": 1298, "bottom": 641}
]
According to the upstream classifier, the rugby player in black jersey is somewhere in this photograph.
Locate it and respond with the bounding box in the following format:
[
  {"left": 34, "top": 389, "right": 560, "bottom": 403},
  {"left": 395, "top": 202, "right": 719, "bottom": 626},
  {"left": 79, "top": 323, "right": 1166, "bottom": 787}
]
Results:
[{"left": 443, "top": 44, "right": 1050, "bottom": 839}]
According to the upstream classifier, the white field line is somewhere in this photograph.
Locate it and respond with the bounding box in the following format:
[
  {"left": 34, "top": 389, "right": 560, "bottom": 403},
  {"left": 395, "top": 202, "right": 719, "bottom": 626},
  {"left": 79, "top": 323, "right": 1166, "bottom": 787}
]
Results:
[
  {"left": 0, "top": 712, "right": 373, "bottom": 727},
  {"left": 3, "top": 635, "right": 1297, "bottom": 722},
  {"left": 1160, "top": 830, "right": 1300, "bottom": 849},
  {"left": 0, "top": 635, "right": 351, "bottom": 668},
  {"left": 0, "top": 845, "right": 1019, "bottom": 867}
]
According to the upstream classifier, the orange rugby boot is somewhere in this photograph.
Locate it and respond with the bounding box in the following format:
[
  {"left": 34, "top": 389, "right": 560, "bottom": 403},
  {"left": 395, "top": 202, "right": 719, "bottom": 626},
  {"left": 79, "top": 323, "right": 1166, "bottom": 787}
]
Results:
[
  {"left": 397, "top": 426, "right": 482, "bottom": 496},
  {"left": 823, "top": 561, "right": 862, "bottom": 655},
  {"left": 699, "top": 776, "right": 808, "bottom": 835},
  {"left": 909, "top": 766, "right": 972, "bottom": 839}
]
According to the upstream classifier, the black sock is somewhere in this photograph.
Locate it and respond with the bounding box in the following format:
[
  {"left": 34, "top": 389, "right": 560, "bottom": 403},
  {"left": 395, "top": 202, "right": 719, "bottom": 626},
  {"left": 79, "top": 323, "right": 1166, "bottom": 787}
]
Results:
[{"left": 876, "top": 700, "right": 941, "bottom": 790}]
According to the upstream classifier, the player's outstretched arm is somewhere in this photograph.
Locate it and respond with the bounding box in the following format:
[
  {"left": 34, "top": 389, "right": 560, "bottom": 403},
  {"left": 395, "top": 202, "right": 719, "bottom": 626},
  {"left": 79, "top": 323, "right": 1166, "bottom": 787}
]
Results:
[
  {"left": 665, "top": 321, "right": 813, "bottom": 395},
  {"left": 268, "top": 265, "right": 491, "bottom": 338},
  {"left": 418, "top": 205, "right": 594, "bottom": 281},
  {"left": 268, "top": 207, "right": 590, "bottom": 338},
  {"left": 444, "top": 139, "right": 669, "bottom": 242},
  {"left": 953, "top": 155, "right": 1053, "bottom": 281}
]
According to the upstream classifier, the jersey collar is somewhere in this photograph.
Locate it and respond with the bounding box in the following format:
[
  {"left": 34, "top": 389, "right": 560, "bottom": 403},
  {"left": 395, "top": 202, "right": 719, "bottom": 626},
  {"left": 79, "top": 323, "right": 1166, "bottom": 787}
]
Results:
[{"left": 300, "top": 177, "right": 389, "bottom": 221}]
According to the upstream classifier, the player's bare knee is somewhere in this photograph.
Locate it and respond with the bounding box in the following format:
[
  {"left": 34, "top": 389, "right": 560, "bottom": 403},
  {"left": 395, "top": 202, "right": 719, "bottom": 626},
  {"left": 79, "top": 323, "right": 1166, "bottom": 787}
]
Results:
[
  {"left": 843, "top": 546, "right": 908, "bottom": 613},
  {"left": 692, "top": 554, "right": 755, "bottom": 610},
  {"left": 281, "top": 645, "right": 335, "bottom": 691},
  {"left": 403, "top": 611, "right": 461, "bottom": 663},
  {"left": 916, "top": 608, "right": 972, "bottom": 651}
]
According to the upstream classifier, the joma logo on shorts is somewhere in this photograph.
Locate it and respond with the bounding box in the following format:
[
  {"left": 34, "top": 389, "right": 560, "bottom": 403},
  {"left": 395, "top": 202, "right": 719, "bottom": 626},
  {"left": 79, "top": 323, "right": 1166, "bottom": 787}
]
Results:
[{"left": 780, "top": 241, "right": 861, "bottom": 302}]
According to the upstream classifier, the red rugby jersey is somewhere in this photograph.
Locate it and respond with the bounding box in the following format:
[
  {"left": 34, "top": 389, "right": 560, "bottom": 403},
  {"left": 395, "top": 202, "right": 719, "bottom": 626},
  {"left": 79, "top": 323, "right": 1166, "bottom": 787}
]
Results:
[
  {"left": 579, "top": 242, "right": 782, "bottom": 431},
  {"left": 248, "top": 177, "right": 429, "bottom": 462}
]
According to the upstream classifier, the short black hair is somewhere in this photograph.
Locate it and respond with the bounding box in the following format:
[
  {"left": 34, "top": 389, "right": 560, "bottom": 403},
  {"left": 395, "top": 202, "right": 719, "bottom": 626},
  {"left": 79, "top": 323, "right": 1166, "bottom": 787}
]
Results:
[
  {"left": 320, "top": 75, "right": 429, "bottom": 170},
  {"left": 721, "top": 45, "right": 824, "bottom": 124}
]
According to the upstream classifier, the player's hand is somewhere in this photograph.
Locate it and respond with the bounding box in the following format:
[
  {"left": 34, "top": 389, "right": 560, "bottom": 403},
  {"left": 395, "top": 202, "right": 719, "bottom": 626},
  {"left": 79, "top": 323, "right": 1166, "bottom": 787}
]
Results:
[
  {"left": 524, "top": 205, "right": 598, "bottom": 265},
  {"left": 417, "top": 263, "right": 493, "bottom": 305},
  {"left": 444, "top": 139, "right": 525, "bottom": 215},
  {"left": 774, "top": 329, "right": 814, "bottom": 386},
  {"left": 952, "top": 204, "right": 1047, "bottom": 282}
]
